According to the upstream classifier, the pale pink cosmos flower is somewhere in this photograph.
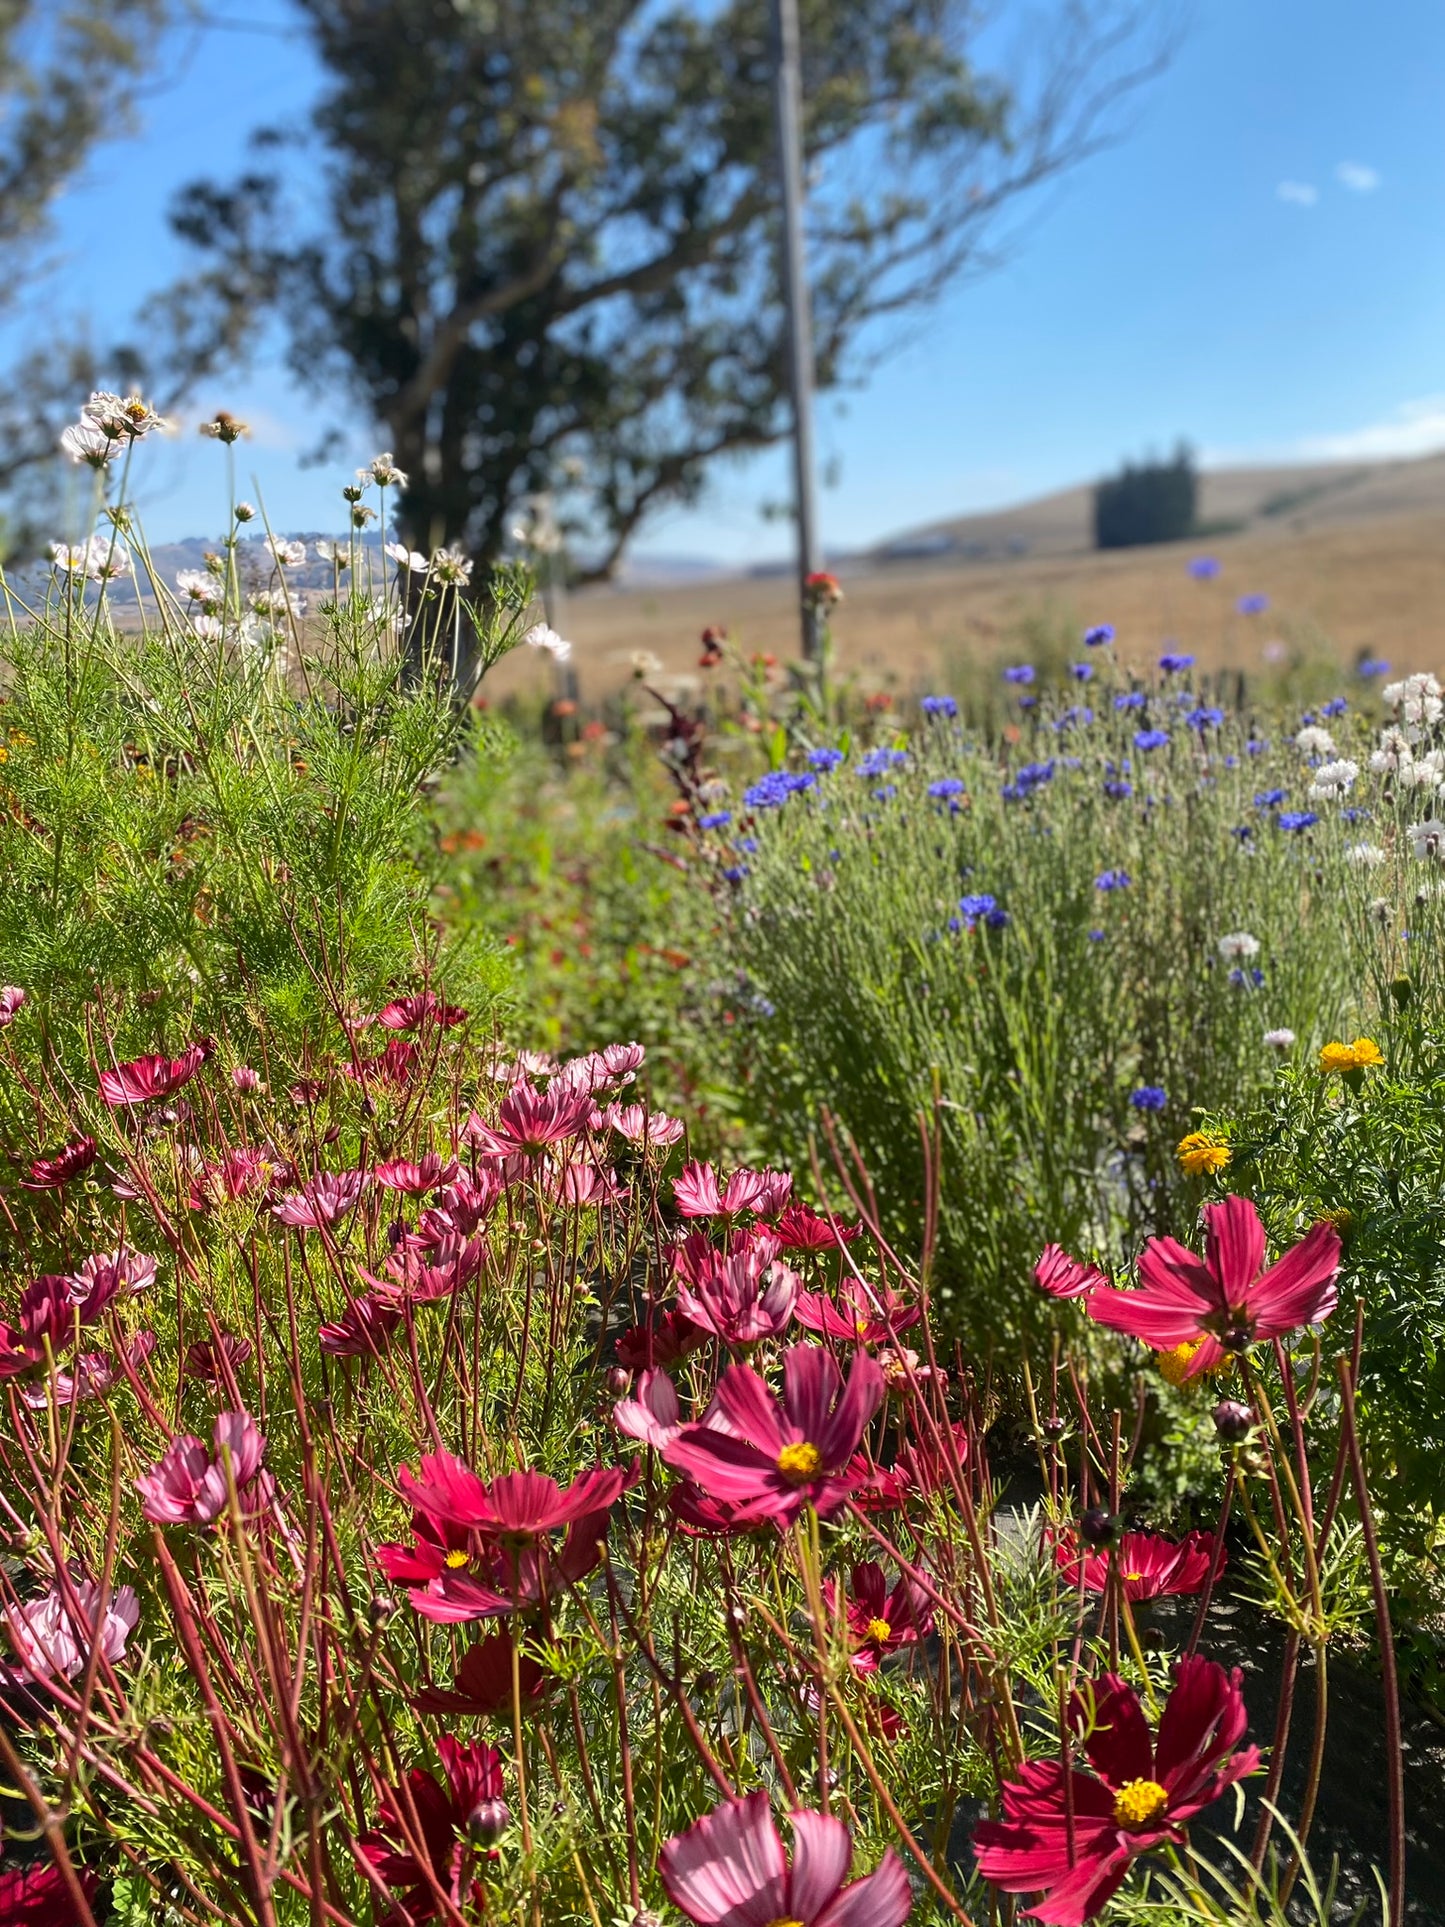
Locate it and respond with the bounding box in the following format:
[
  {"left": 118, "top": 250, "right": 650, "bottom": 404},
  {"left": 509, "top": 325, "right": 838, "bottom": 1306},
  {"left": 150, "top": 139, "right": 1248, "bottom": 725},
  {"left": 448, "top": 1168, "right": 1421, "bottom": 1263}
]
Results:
[
  {"left": 68, "top": 1248, "right": 158, "bottom": 1318},
  {"left": 136, "top": 1412, "right": 268, "bottom": 1525},
  {"left": 547, "top": 1160, "right": 625, "bottom": 1207},
  {"left": 674, "top": 1161, "right": 777, "bottom": 1219},
  {"left": 273, "top": 1170, "right": 370, "bottom": 1228},
  {"left": 231, "top": 1065, "right": 262, "bottom": 1093},
  {"left": 461, "top": 1081, "right": 592, "bottom": 1158},
  {"left": 659, "top": 1791, "right": 911, "bottom": 1927},
  {"left": 613, "top": 1368, "right": 685, "bottom": 1449},
  {"left": 374, "top": 1152, "right": 460, "bottom": 1195},
  {"left": 2, "top": 1579, "right": 140, "bottom": 1684},
  {"left": 0, "top": 986, "right": 26, "bottom": 1025}
]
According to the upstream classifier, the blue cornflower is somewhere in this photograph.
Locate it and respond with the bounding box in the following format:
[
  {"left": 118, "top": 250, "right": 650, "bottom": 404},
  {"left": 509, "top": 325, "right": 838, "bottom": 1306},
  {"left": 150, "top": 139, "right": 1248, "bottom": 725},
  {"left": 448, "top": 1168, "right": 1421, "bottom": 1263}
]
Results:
[
  {"left": 984, "top": 908, "right": 1010, "bottom": 929},
  {"left": 1224, "top": 755, "right": 1239, "bottom": 768},
  {"left": 1228, "top": 966, "right": 1266, "bottom": 990},
  {"left": 1238, "top": 593, "right": 1269, "bottom": 615},
  {"left": 1340, "top": 806, "right": 1369, "bottom": 824},
  {"left": 959, "top": 892, "right": 998, "bottom": 919},
  {"left": 697, "top": 810, "right": 732, "bottom": 830},
  {"left": 752, "top": 996, "right": 776, "bottom": 1018},
  {"left": 946, "top": 915, "right": 963, "bottom": 933},
  {"left": 1130, "top": 1085, "right": 1168, "bottom": 1111},
  {"left": 1277, "top": 810, "right": 1318, "bottom": 832},
  {"left": 808, "top": 746, "right": 846, "bottom": 771},
  {"left": 1246, "top": 738, "right": 1269, "bottom": 756},
  {"left": 1084, "top": 624, "right": 1115, "bottom": 647},
  {"left": 1358, "top": 657, "right": 1391, "bottom": 679},
  {"left": 1158, "top": 651, "right": 1195, "bottom": 673},
  {"left": 1114, "top": 691, "right": 1146, "bottom": 711},
  {"left": 1087, "top": 928, "right": 1106, "bottom": 943},
  {"left": 744, "top": 769, "right": 816, "bottom": 809},
  {"left": 735, "top": 836, "right": 759, "bottom": 853},
  {"left": 722, "top": 865, "right": 749, "bottom": 882},
  {"left": 1071, "top": 663, "right": 1095, "bottom": 681},
  {"left": 928, "top": 778, "right": 965, "bottom": 799},
  {"left": 1321, "top": 697, "right": 1348, "bottom": 718},
  {"left": 921, "top": 694, "right": 958, "bottom": 718},
  {"left": 872, "top": 784, "right": 898, "bottom": 800},
  {"left": 1094, "top": 869, "right": 1131, "bottom": 891},
  {"left": 1018, "top": 694, "right": 1038, "bottom": 710},
  {"left": 1103, "top": 779, "right": 1133, "bottom": 799},
  {"left": 1230, "top": 825, "right": 1255, "bottom": 842},
  {"left": 1009, "top": 760, "right": 1056, "bottom": 797},
  {"left": 1189, "top": 557, "right": 1220, "bottom": 580},
  {"left": 857, "top": 747, "right": 907, "bottom": 778},
  {"left": 1133, "top": 729, "right": 1170, "bottom": 751},
  {"left": 1187, "top": 705, "right": 1225, "bottom": 732},
  {"left": 1253, "top": 789, "right": 1285, "bottom": 809},
  {"left": 1003, "top": 664, "right": 1036, "bottom": 685},
  {"left": 1055, "top": 706, "right": 1093, "bottom": 732}
]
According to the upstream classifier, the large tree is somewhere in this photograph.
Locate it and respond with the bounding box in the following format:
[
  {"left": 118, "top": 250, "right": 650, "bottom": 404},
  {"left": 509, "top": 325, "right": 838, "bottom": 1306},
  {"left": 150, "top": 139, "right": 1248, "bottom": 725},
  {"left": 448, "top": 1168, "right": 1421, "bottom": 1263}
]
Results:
[{"left": 163, "top": 0, "right": 1171, "bottom": 575}]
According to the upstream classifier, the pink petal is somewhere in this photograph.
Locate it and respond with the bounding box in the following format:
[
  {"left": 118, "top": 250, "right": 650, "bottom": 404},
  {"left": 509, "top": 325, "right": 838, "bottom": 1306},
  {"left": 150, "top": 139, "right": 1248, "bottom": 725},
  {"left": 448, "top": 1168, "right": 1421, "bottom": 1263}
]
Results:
[
  {"left": 1202, "top": 1195, "right": 1267, "bottom": 1300},
  {"left": 815, "top": 1852, "right": 913, "bottom": 1927},
  {"left": 659, "top": 1791, "right": 788, "bottom": 1925},
  {"left": 786, "top": 1809, "right": 852, "bottom": 1919}
]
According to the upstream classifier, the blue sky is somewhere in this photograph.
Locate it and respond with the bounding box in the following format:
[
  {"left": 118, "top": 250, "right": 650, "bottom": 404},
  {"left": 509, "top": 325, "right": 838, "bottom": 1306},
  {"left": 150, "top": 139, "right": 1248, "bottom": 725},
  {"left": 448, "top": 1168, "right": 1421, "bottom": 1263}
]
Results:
[{"left": 16, "top": 0, "right": 1445, "bottom": 562}]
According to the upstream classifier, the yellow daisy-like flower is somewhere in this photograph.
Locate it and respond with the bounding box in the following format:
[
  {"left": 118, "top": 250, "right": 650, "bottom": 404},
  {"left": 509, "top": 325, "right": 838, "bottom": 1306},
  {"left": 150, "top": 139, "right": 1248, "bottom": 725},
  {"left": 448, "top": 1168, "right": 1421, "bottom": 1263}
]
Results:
[
  {"left": 1156, "top": 1340, "right": 1214, "bottom": 1387},
  {"left": 1319, "top": 1037, "right": 1383, "bottom": 1074},
  {"left": 1176, "top": 1131, "right": 1231, "bottom": 1177}
]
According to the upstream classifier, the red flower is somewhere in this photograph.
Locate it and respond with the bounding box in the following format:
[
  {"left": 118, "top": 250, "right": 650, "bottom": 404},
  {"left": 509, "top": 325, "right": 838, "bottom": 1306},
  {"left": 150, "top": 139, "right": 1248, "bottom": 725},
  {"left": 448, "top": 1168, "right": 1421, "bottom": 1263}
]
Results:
[
  {"left": 1052, "top": 1528, "right": 1223, "bottom": 1602},
  {"left": 342, "top": 1038, "right": 417, "bottom": 1088},
  {"left": 1086, "top": 1196, "right": 1340, "bottom": 1374},
  {"left": 0, "top": 1859, "right": 98, "bottom": 1924},
  {"left": 374, "top": 1152, "right": 460, "bottom": 1195},
  {"left": 845, "top": 1453, "right": 912, "bottom": 1514},
  {"left": 774, "top": 1202, "right": 862, "bottom": 1251},
  {"left": 616, "top": 1308, "right": 706, "bottom": 1370},
  {"left": 663, "top": 1344, "right": 883, "bottom": 1526},
  {"left": 1035, "top": 1244, "right": 1107, "bottom": 1300},
  {"left": 98, "top": 1039, "right": 210, "bottom": 1107},
  {"left": 413, "top": 1628, "right": 548, "bottom": 1716},
  {"left": 974, "top": 1656, "right": 1260, "bottom": 1924},
  {"left": 660, "top": 1790, "right": 911, "bottom": 1927},
  {"left": 375, "top": 992, "right": 468, "bottom": 1031},
  {"left": 461, "top": 1082, "right": 592, "bottom": 1157},
  {"left": 795, "top": 1276, "right": 920, "bottom": 1346},
  {"left": 355, "top": 1736, "right": 505, "bottom": 1924},
  {"left": 22, "top": 1138, "right": 97, "bottom": 1190},
  {"left": 398, "top": 1456, "right": 631, "bottom": 1541},
  {"left": 318, "top": 1294, "right": 402, "bottom": 1357},
  {"left": 822, "top": 1559, "right": 933, "bottom": 1671}
]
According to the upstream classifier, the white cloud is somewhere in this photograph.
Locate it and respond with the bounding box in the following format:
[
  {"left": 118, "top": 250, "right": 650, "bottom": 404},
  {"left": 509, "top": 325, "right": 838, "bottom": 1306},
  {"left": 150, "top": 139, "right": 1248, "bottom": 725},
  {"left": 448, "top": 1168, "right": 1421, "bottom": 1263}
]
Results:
[
  {"left": 1336, "top": 161, "right": 1381, "bottom": 193},
  {"left": 1276, "top": 180, "right": 1318, "bottom": 207},
  {"left": 1289, "top": 397, "right": 1445, "bottom": 463}
]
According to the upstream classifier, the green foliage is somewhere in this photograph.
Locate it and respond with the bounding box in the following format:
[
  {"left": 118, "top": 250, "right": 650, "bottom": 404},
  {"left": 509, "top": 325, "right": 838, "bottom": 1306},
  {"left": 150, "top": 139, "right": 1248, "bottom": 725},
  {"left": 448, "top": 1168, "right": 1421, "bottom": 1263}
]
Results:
[{"left": 1094, "top": 442, "right": 1198, "bottom": 549}]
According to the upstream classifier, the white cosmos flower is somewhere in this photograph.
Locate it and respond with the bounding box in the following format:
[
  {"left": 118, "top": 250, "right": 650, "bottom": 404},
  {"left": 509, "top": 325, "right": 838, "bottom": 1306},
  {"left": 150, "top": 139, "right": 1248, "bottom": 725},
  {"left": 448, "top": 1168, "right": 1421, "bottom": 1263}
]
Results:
[
  {"left": 265, "top": 536, "right": 307, "bottom": 568},
  {"left": 175, "top": 568, "right": 220, "bottom": 604},
  {"left": 313, "top": 539, "right": 350, "bottom": 567},
  {"left": 192, "top": 614, "right": 224, "bottom": 642},
  {"left": 60, "top": 420, "right": 120, "bottom": 468},
  {"left": 385, "top": 541, "right": 430, "bottom": 573},
  {"left": 51, "top": 535, "right": 130, "bottom": 581},
  {"left": 1294, "top": 725, "right": 1335, "bottom": 758},
  {"left": 429, "top": 546, "right": 473, "bottom": 585},
  {"left": 1217, "top": 931, "right": 1260, "bottom": 962},
  {"left": 361, "top": 452, "right": 408, "bottom": 487},
  {"left": 523, "top": 622, "right": 572, "bottom": 662},
  {"left": 81, "top": 390, "right": 167, "bottom": 440}
]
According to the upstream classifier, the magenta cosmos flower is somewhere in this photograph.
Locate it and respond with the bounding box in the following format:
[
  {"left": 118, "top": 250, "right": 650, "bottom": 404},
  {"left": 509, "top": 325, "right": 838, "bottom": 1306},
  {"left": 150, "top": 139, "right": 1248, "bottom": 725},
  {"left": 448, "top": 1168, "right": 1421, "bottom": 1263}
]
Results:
[
  {"left": 974, "top": 1656, "right": 1260, "bottom": 1925},
  {"left": 136, "top": 1412, "right": 268, "bottom": 1525},
  {"left": 98, "top": 1039, "right": 210, "bottom": 1107},
  {"left": 674, "top": 1160, "right": 792, "bottom": 1220},
  {"left": 1034, "top": 1245, "right": 1107, "bottom": 1301},
  {"left": 663, "top": 1344, "right": 883, "bottom": 1526},
  {"left": 1085, "top": 1196, "right": 1339, "bottom": 1375},
  {"left": 22, "top": 1137, "right": 97, "bottom": 1191},
  {"left": 1052, "top": 1528, "right": 1223, "bottom": 1602},
  {"left": 822, "top": 1559, "right": 934, "bottom": 1672},
  {"left": 675, "top": 1231, "right": 800, "bottom": 1348},
  {"left": 355, "top": 1736, "right": 505, "bottom": 1925},
  {"left": 461, "top": 1081, "right": 592, "bottom": 1157},
  {"left": 795, "top": 1276, "right": 920, "bottom": 1346},
  {"left": 0, "top": 1860, "right": 98, "bottom": 1924},
  {"left": 661, "top": 1791, "right": 912, "bottom": 1927}
]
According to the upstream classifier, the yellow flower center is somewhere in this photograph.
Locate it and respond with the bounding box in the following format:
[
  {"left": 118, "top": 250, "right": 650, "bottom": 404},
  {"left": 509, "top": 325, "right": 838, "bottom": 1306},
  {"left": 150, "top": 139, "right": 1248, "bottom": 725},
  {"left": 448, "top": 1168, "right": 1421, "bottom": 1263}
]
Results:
[
  {"left": 1112, "top": 1779, "right": 1170, "bottom": 1830},
  {"left": 1156, "top": 1339, "right": 1217, "bottom": 1386},
  {"left": 776, "top": 1440, "right": 823, "bottom": 1484},
  {"left": 765, "top": 1919, "right": 806, "bottom": 1927},
  {"left": 444, "top": 1549, "right": 469, "bottom": 1569},
  {"left": 866, "top": 1617, "right": 892, "bottom": 1645}
]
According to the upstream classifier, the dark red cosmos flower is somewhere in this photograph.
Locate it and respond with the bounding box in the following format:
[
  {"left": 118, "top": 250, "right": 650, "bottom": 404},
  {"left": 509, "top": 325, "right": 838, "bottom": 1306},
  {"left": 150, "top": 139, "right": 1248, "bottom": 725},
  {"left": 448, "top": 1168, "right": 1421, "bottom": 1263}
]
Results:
[
  {"left": 616, "top": 1308, "right": 707, "bottom": 1370},
  {"left": 318, "top": 1294, "right": 402, "bottom": 1358},
  {"left": 355, "top": 1736, "right": 505, "bottom": 1925},
  {"left": 974, "top": 1657, "right": 1260, "bottom": 1925},
  {"left": 184, "top": 1333, "right": 255, "bottom": 1384},
  {"left": 663, "top": 1345, "right": 884, "bottom": 1527},
  {"left": 822, "top": 1559, "right": 934, "bottom": 1671},
  {"left": 1086, "top": 1196, "right": 1340, "bottom": 1375},
  {"left": 795, "top": 1276, "right": 920, "bottom": 1347},
  {"left": 99, "top": 1039, "right": 211, "bottom": 1107},
  {"left": 375, "top": 992, "right": 468, "bottom": 1031},
  {"left": 1035, "top": 1244, "right": 1107, "bottom": 1301},
  {"left": 0, "top": 1858, "right": 98, "bottom": 1924},
  {"left": 774, "top": 1202, "right": 862, "bottom": 1251},
  {"left": 22, "top": 1137, "right": 98, "bottom": 1190},
  {"left": 413, "top": 1628, "right": 548, "bottom": 1716},
  {"left": 342, "top": 1038, "right": 417, "bottom": 1088},
  {"left": 660, "top": 1791, "right": 911, "bottom": 1927},
  {"left": 845, "top": 1453, "right": 912, "bottom": 1514},
  {"left": 461, "top": 1081, "right": 593, "bottom": 1158},
  {"left": 1052, "top": 1529, "right": 1223, "bottom": 1602}
]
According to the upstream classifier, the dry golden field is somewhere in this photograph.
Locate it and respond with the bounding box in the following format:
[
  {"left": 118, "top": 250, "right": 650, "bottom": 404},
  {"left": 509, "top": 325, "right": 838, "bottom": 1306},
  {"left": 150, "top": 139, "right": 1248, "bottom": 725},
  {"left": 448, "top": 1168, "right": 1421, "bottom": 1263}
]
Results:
[{"left": 521, "top": 508, "right": 1445, "bottom": 705}]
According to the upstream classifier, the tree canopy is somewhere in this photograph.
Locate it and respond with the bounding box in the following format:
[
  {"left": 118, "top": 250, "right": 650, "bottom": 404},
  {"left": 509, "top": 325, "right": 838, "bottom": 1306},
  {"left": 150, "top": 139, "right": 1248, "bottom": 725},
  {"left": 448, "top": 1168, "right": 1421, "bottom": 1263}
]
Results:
[{"left": 162, "top": 0, "right": 1170, "bottom": 574}]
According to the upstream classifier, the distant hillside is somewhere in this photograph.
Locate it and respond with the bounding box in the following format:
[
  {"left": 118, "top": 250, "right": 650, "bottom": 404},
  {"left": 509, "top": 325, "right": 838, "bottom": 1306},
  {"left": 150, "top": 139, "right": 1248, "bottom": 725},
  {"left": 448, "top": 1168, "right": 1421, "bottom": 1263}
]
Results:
[{"left": 867, "top": 450, "right": 1445, "bottom": 568}]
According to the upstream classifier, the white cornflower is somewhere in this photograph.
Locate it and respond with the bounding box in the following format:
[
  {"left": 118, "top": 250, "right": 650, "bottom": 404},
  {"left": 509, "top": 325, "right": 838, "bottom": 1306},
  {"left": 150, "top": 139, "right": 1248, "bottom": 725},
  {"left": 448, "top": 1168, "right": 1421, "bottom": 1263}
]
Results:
[
  {"left": 384, "top": 541, "right": 430, "bottom": 573},
  {"left": 429, "top": 546, "right": 473, "bottom": 585},
  {"left": 1294, "top": 725, "right": 1336, "bottom": 758},
  {"left": 60, "top": 419, "right": 120, "bottom": 468},
  {"left": 523, "top": 622, "right": 572, "bottom": 663},
  {"left": 264, "top": 536, "right": 307, "bottom": 569},
  {"left": 1408, "top": 817, "right": 1445, "bottom": 860},
  {"left": 361, "top": 452, "right": 408, "bottom": 487},
  {"left": 1344, "top": 842, "right": 1386, "bottom": 867},
  {"left": 1398, "top": 749, "right": 1445, "bottom": 790},
  {"left": 1263, "top": 1028, "right": 1296, "bottom": 1052},
  {"left": 630, "top": 649, "right": 663, "bottom": 679},
  {"left": 1307, "top": 758, "right": 1359, "bottom": 798},
  {"left": 82, "top": 391, "right": 167, "bottom": 441},
  {"left": 1382, "top": 672, "right": 1443, "bottom": 729},
  {"left": 1217, "top": 931, "right": 1261, "bottom": 962}
]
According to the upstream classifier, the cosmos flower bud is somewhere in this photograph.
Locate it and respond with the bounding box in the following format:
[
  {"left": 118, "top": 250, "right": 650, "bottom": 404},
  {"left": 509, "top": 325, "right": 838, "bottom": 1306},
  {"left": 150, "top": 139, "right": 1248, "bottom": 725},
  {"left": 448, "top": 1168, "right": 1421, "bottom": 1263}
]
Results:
[
  {"left": 368, "top": 1593, "right": 397, "bottom": 1627},
  {"left": 1212, "top": 1399, "right": 1254, "bottom": 1443},
  {"left": 605, "top": 1366, "right": 631, "bottom": 1397},
  {"left": 467, "top": 1796, "right": 511, "bottom": 1846},
  {"left": 1079, "top": 1506, "right": 1118, "bottom": 1547},
  {"left": 1042, "top": 1416, "right": 1067, "bottom": 1440}
]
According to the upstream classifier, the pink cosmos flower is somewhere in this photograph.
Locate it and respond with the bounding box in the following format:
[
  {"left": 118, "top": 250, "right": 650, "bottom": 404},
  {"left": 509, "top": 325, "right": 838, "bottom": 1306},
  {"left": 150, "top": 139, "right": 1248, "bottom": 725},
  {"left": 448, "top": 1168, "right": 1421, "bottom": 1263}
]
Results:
[
  {"left": 663, "top": 1345, "right": 884, "bottom": 1526},
  {"left": 795, "top": 1277, "right": 921, "bottom": 1347},
  {"left": 341, "top": 1038, "right": 416, "bottom": 1088},
  {"left": 598, "top": 1040, "right": 646, "bottom": 1078},
  {"left": 183, "top": 1332, "right": 254, "bottom": 1384},
  {"left": 0, "top": 986, "right": 26, "bottom": 1025},
  {"left": 673, "top": 1161, "right": 776, "bottom": 1219},
  {"left": 273, "top": 1169, "right": 370, "bottom": 1227},
  {"left": 774, "top": 1202, "right": 862, "bottom": 1251},
  {"left": 375, "top": 991, "right": 468, "bottom": 1031},
  {"left": 22, "top": 1137, "right": 97, "bottom": 1190},
  {"left": 355, "top": 1736, "right": 504, "bottom": 1925},
  {"left": 546, "top": 1159, "right": 625, "bottom": 1206},
  {"left": 615, "top": 1308, "right": 707, "bottom": 1370},
  {"left": 98, "top": 1039, "right": 211, "bottom": 1107},
  {"left": 231, "top": 1064, "right": 262, "bottom": 1093},
  {"left": 188, "top": 1146, "right": 286, "bottom": 1211},
  {"left": 374, "top": 1152, "right": 460, "bottom": 1194},
  {"left": 68, "top": 1248, "right": 157, "bottom": 1319},
  {"left": 369, "top": 1234, "right": 486, "bottom": 1305},
  {"left": 398, "top": 1455, "right": 631, "bottom": 1541},
  {"left": 1086, "top": 1196, "right": 1340, "bottom": 1374},
  {"left": 974, "top": 1656, "right": 1260, "bottom": 1925},
  {"left": 1052, "top": 1528, "right": 1224, "bottom": 1602},
  {"left": 846, "top": 1454, "right": 913, "bottom": 1514},
  {"left": 0, "top": 1860, "right": 98, "bottom": 1923},
  {"left": 461, "top": 1081, "right": 593, "bottom": 1158},
  {"left": 1035, "top": 1244, "right": 1107, "bottom": 1300},
  {"left": 822, "top": 1560, "right": 934, "bottom": 1673},
  {"left": 613, "top": 1367, "right": 686, "bottom": 1449},
  {"left": 2, "top": 1579, "right": 140, "bottom": 1684},
  {"left": 645, "top": 1109, "right": 686, "bottom": 1146},
  {"left": 896, "top": 1421, "right": 971, "bottom": 1497},
  {"left": 20, "top": 1332, "right": 156, "bottom": 1407},
  {"left": 675, "top": 1233, "right": 800, "bottom": 1349},
  {"left": 318, "top": 1294, "right": 402, "bottom": 1357},
  {"left": 136, "top": 1411, "right": 268, "bottom": 1525},
  {"left": 660, "top": 1791, "right": 912, "bottom": 1927}
]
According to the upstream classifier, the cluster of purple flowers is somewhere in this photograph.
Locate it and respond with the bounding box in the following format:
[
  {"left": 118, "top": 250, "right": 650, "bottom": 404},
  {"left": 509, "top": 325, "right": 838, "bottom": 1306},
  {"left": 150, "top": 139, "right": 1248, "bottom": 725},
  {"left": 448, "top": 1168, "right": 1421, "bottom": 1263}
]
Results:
[
  {"left": 1130, "top": 1085, "right": 1168, "bottom": 1112},
  {"left": 1358, "top": 657, "right": 1391, "bottom": 679},
  {"left": 1134, "top": 728, "right": 1170, "bottom": 752},
  {"left": 1001, "top": 760, "right": 1055, "bottom": 803},
  {"left": 1253, "top": 789, "right": 1286, "bottom": 809},
  {"left": 1071, "top": 663, "right": 1095, "bottom": 681},
  {"left": 1187, "top": 705, "right": 1225, "bottom": 732},
  {"left": 1094, "top": 869, "right": 1131, "bottom": 892},
  {"left": 1114, "top": 691, "right": 1146, "bottom": 712},
  {"left": 808, "top": 746, "right": 846, "bottom": 771},
  {"left": 928, "top": 778, "right": 965, "bottom": 801},
  {"left": 958, "top": 892, "right": 1009, "bottom": 931},
  {"left": 1159, "top": 651, "right": 1195, "bottom": 674},
  {"left": 697, "top": 811, "right": 732, "bottom": 830},
  {"left": 743, "top": 770, "right": 816, "bottom": 810},
  {"left": 1083, "top": 623, "right": 1115, "bottom": 646},
  {"left": 1103, "top": 779, "right": 1133, "bottom": 799},
  {"left": 1228, "top": 966, "right": 1266, "bottom": 990},
  {"left": 857, "top": 747, "right": 908, "bottom": 779},
  {"left": 920, "top": 694, "right": 958, "bottom": 718},
  {"left": 1189, "top": 556, "right": 1220, "bottom": 579},
  {"left": 1277, "top": 810, "right": 1318, "bottom": 833},
  {"left": 1238, "top": 593, "right": 1269, "bottom": 615},
  {"left": 1002, "top": 665, "right": 1035, "bottom": 686}
]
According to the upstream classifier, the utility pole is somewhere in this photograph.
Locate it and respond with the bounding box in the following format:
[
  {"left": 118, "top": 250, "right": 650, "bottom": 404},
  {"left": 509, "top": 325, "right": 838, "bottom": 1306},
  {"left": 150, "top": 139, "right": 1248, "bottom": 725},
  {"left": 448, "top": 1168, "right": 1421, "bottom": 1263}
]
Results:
[{"left": 769, "top": 0, "right": 823, "bottom": 661}]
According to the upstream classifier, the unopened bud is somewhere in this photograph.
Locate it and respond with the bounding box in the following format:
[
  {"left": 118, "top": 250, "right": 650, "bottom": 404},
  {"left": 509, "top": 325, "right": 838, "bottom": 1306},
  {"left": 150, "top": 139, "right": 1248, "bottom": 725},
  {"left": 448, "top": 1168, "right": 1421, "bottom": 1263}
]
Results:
[
  {"left": 368, "top": 1593, "right": 396, "bottom": 1627},
  {"left": 1390, "top": 974, "right": 1414, "bottom": 1010},
  {"left": 1042, "top": 1417, "right": 1067, "bottom": 1441},
  {"left": 1079, "top": 1507, "right": 1119, "bottom": 1547},
  {"left": 467, "top": 1797, "right": 510, "bottom": 1846},
  {"left": 1212, "top": 1399, "right": 1254, "bottom": 1443}
]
